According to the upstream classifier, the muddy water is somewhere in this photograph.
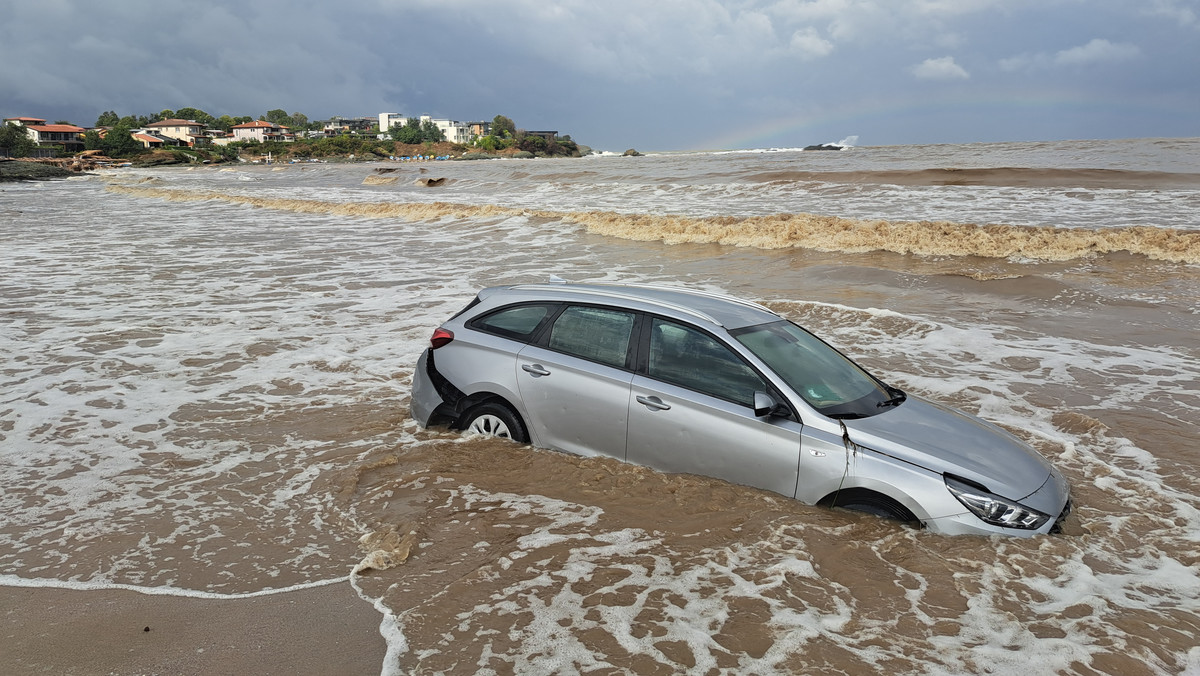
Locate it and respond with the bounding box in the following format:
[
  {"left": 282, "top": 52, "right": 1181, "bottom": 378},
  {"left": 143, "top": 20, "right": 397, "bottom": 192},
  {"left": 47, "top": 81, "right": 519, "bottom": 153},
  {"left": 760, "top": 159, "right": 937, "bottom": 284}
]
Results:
[{"left": 2, "top": 139, "right": 1199, "bottom": 674}]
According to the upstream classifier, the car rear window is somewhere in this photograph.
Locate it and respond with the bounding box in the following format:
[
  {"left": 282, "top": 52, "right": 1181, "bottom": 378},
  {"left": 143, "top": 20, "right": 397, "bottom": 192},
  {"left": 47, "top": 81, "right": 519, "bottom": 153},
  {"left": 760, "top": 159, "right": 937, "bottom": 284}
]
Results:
[
  {"left": 547, "top": 305, "right": 636, "bottom": 368},
  {"left": 471, "top": 304, "right": 554, "bottom": 341}
]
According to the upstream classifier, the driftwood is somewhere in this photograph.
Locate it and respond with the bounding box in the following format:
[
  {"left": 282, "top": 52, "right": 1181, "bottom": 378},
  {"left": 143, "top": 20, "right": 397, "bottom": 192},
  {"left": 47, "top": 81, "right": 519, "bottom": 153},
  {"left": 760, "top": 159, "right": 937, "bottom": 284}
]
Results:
[{"left": 20, "top": 155, "right": 117, "bottom": 171}]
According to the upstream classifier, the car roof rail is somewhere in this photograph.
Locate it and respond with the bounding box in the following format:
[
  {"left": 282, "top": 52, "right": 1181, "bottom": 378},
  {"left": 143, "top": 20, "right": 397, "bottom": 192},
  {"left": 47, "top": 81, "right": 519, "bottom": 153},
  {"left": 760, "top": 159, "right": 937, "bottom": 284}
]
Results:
[
  {"left": 511, "top": 283, "right": 722, "bottom": 325},
  {"left": 623, "top": 283, "right": 775, "bottom": 315}
]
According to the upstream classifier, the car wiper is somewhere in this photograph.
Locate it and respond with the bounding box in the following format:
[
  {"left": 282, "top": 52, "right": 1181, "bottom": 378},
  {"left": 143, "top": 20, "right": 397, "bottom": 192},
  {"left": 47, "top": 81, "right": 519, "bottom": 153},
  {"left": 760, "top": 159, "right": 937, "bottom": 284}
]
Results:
[{"left": 877, "top": 387, "right": 907, "bottom": 408}]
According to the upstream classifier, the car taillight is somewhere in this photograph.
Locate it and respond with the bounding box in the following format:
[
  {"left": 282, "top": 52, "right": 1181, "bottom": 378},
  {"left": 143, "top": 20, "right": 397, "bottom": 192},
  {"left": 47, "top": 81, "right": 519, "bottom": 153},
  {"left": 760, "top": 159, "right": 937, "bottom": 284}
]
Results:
[{"left": 430, "top": 328, "right": 454, "bottom": 349}]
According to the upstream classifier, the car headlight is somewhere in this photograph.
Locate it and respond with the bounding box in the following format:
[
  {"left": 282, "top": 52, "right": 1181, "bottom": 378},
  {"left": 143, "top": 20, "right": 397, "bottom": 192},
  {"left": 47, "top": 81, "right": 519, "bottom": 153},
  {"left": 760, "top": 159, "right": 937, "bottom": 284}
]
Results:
[{"left": 945, "top": 475, "right": 1050, "bottom": 530}]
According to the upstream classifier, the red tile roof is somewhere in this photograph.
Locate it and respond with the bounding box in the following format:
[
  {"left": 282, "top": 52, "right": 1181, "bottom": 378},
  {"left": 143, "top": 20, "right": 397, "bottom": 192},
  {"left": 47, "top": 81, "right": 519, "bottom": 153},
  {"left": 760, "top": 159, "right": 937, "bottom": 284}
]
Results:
[
  {"left": 30, "top": 124, "right": 85, "bottom": 133},
  {"left": 232, "top": 120, "right": 279, "bottom": 129}
]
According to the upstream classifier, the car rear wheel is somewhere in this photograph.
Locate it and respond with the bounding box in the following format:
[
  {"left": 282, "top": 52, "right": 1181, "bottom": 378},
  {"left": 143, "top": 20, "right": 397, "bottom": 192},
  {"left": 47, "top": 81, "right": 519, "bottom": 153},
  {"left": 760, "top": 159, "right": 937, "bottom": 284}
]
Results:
[{"left": 462, "top": 402, "right": 528, "bottom": 443}]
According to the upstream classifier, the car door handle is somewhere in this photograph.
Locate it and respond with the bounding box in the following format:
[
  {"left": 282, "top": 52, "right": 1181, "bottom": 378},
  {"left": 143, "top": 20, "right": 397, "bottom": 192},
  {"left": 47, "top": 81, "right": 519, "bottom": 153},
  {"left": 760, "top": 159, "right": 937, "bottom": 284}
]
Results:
[
  {"left": 521, "top": 363, "right": 551, "bottom": 377},
  {"left": 636, "top": 395, "right": 671, "bottom": 411}
]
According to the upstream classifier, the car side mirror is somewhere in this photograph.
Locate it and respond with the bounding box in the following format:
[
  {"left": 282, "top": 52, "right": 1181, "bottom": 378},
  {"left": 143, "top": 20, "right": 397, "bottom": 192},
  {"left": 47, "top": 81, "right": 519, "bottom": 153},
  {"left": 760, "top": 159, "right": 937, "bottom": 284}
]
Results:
[{"left": 753, "top": 391, "right": 781, "bottom": 418}]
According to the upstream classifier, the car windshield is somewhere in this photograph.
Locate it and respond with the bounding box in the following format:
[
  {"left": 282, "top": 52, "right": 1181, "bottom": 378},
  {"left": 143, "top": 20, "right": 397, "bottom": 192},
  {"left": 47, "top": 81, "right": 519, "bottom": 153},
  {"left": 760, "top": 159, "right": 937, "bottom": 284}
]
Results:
[{"left": 733, "top": 320, "right": 894, "bottom": 418}]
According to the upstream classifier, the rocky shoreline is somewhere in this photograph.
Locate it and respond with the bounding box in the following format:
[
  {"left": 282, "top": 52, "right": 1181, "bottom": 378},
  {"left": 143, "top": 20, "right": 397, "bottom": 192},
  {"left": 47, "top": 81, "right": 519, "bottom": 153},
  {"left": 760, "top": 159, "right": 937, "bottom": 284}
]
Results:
[{"left": 0, "top": 159, "right": 83, "bottom": 182}]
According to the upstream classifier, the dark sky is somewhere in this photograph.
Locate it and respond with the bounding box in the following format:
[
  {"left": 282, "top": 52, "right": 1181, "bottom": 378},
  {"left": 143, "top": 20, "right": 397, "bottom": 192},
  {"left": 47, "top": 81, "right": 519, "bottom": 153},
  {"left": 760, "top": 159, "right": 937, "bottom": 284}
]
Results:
[{"left": 3, "top": 0, "right": 1196, "bottom": 151}]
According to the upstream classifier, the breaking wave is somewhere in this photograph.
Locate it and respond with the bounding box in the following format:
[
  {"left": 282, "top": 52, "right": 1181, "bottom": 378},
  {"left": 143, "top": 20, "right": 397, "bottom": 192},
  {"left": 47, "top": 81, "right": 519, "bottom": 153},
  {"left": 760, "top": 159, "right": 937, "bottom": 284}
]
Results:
[
  {"left": 745, "top": 167, "right": 1200, "bottom": 190},
  {"left": 105, "top": 184, "right": 1200, "bottom": 264}
]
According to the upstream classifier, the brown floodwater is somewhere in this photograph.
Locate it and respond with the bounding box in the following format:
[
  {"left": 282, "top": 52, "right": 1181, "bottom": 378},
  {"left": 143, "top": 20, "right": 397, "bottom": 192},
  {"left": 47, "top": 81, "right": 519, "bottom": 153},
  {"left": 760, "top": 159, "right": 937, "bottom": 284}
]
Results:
[{"left": 2, "top": 139, "right": 1198, "bottom": 674}]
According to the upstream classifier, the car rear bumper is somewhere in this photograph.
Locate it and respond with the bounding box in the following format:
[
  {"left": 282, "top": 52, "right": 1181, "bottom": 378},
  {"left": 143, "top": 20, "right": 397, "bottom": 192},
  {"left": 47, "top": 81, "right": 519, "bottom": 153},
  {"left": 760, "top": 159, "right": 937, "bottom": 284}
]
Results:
[{"left": 410, "top": 348, "right": 445, "bottom": 426}]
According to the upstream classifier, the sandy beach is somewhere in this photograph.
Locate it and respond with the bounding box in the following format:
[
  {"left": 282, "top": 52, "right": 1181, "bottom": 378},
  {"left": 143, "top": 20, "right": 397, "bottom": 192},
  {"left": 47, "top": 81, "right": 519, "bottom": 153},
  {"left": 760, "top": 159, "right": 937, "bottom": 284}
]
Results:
[{"left": 1, "top": 583, "right": 386, "bottom": 675}]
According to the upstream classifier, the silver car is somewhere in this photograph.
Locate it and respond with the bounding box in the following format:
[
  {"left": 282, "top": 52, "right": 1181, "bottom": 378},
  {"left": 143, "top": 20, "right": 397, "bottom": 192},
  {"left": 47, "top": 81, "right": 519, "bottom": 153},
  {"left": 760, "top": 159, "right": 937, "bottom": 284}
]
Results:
[{"left": 411, "top": 282, "right": 1071, "bottom": 536}]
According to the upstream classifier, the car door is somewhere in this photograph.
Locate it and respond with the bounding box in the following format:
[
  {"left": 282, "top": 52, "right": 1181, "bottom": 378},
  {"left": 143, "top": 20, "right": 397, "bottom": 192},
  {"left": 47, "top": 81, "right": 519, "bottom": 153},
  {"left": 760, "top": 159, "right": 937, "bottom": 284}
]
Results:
[
  {"left": 626, "top": 317, "right": 805, "bottom": 498},
  {"left": 515, "top": 304, "right": 637, "bottom": 459}
]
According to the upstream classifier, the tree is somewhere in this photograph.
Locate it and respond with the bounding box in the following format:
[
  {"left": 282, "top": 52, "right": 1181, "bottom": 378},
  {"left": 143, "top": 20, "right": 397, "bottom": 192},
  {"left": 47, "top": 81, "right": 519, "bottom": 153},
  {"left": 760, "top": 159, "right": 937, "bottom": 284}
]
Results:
[
  {"left": 265, "top": 109, "right": 292, "bottom": 126},
  {"left": 420, "top": 118, "right": 445, "bottom": 142},
  {"left": 290, "top": 112, "right": 308, "bottom": 130},
  {"left": 492, "top": 114, "right": 515, "bottom": 138},
  {"left": 518, "top": 134, "right": 547, "bottom": 154},
  {"left": 391, "top": 118, "right": 423, "bottom": 144},
  {"left": 152, "top": 109, "right": 175, "bottom": 122},
  {"left": 102, "top": 123, "right": 140, "bottom": 157},
  {"left": 83, "top": 129, "right": 104, "bottom": 151},
  {"left": 215, "top": 115, "right": 236, "bottom": 133},
  {"left": 95, "top": 111, "right": 120, "bottom": 127},
  {"left": 175, "top": 107, "right": 215, "bottom": 126},
  {"left": 0, "top": 122, "right": 35, "bottom": 157}
]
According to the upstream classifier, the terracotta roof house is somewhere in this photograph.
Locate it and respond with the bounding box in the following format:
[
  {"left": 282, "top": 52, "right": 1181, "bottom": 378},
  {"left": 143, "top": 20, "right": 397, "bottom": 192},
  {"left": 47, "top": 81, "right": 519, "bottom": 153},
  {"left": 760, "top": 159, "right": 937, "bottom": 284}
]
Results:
[
  {"left": 5, "top": 119, "right": 87, "bottom": 153},
  {"left": 145, "top": 118, "right": 210, "bottom": 146},
  {"left": 4, "top": 116, "right": 47, "bottom": 126},
  {"left": 133, "top": 133, "right": 167, "bottom": 149},
  {"left": 231, "top": 120, "right": 293, "bottom": 143}
]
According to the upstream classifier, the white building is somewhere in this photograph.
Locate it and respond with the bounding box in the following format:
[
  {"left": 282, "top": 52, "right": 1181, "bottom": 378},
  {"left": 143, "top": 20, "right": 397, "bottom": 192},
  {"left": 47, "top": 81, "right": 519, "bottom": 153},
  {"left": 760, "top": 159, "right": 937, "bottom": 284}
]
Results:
[
  {"left": 433, "top": 118, "right": 473, "bottom": 144},
  {"left": 378, "top": 113, "right": 412, "bottom": 131},
  {"left": 379, "top": 112, "right": 475, "bottom": 144}
]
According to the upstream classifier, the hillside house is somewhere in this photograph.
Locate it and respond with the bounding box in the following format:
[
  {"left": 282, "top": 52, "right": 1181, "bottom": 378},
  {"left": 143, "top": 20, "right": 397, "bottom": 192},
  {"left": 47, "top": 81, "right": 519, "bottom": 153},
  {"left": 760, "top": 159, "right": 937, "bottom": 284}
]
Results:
[
  {"left": 145, "top": 118, "right": 210, "bottom": 147},
  {"left": 231, "top": 120, "right": 293, "bottom": 143},
  {"left": 4, "top": 117, "right": 86, "bottom": 154}
]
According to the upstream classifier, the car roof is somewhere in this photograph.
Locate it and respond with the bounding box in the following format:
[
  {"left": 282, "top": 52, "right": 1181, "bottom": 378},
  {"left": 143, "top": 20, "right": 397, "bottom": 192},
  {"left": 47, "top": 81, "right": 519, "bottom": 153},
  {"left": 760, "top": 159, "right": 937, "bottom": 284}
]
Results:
[{"left": 480, "top": 282, "right": 783, "bottom": 330}]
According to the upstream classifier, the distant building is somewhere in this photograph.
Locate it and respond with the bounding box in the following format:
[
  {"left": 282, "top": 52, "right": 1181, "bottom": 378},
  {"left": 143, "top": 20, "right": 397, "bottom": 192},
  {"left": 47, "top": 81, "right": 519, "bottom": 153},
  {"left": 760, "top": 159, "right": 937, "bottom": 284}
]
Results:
[
  {"left": 468, "top": 121, "right": 492, "bottom": 137},
  {"left": 323, "top": 116, "right": 375, "bottom": 133},
  {"left": 432, "top": 118, "right": 474, "bottom": 144},
  {"left": 132, "top": 133, "right": 167, "bottom": 149},
  {"left": 145, "top": 119, "right": 210, "bottom": 147},
  {"left": 378, "top": 113, "right": 478, "bottom": 144},
  {"left": 378, "top": 113, "right": 412, "bottom": 131},
  {"left": 4, "top": 116, "right": 47, "bottom": 127},
  {"left": 231, "top": 120, "right": 293, "bottom": 143},
  {"left": 4, "top": 117, "right": 85, "bottom": 153}
]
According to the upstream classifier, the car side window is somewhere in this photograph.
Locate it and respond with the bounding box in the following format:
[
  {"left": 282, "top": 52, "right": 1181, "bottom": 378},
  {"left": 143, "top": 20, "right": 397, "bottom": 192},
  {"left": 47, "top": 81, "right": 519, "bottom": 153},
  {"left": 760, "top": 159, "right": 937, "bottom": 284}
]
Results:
[
  {"left": 471, "top": 304, "right": 554, "bottom": 342},
  {"left": 648, "top": 319, "right": 767, "bottom": 407},
  {"left": 547, "top": 305, "right": 636, "bottom": 368}
]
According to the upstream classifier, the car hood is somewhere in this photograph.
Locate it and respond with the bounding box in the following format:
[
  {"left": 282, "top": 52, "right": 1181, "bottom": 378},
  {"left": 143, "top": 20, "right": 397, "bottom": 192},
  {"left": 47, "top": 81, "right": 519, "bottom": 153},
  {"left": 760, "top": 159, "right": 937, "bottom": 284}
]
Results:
[{"left": 843, "top": 394, "right": 1055, "bottom": 502}]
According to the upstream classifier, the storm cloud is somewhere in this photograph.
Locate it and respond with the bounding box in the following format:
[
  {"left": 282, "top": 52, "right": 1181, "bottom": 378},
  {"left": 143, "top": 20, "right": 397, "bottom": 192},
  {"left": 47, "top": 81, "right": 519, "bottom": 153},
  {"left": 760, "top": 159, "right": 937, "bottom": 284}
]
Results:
[{"left": 1, "top": 0, "right": 1195, "bottom": 150}]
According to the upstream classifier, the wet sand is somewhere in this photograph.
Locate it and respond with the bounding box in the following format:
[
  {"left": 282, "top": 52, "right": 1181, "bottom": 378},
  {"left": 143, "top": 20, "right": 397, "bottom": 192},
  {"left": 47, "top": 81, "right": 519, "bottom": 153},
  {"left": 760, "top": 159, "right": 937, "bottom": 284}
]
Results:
[{"left": 1, "top": 583, "right": 386, "bottom": 675}]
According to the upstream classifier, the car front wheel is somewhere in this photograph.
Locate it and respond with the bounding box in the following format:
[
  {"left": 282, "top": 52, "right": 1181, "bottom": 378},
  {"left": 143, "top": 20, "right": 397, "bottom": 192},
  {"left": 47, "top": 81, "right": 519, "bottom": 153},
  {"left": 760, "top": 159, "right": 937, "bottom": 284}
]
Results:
[
  {"left": 462, "top": 402, "right": 528, "bottom": 443},
  {"left": 826, "top": 488, "right": 920, "bottom": 525}
]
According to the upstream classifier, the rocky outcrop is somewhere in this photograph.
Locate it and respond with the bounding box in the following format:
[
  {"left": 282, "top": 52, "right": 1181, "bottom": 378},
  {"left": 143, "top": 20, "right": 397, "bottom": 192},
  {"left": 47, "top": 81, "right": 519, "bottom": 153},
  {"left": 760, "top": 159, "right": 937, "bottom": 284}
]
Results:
[{"left": 0, "top": 159, "right": 79, "bottom": 182}]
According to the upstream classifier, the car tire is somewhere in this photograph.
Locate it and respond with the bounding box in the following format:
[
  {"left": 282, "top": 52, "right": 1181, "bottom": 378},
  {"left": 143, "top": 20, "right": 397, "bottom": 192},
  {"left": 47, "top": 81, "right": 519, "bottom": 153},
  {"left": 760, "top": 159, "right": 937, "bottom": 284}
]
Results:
[
  {"left": 828, "top": 489, "right": 919, "bottom": 524},
  {"left": 461, "top": 402, "right": 529, "bottom": 443}
]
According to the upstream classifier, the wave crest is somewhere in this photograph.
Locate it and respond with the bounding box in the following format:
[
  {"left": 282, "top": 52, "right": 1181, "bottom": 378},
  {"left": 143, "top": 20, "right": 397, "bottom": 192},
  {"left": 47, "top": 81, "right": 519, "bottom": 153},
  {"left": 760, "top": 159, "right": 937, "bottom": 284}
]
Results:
[
  {"left": 105, "top": 184, "right": 1200, "bottom": 264},
  {"left": 746, "top": 167, "right": 1200, "bottom": 189}
]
